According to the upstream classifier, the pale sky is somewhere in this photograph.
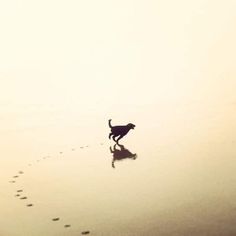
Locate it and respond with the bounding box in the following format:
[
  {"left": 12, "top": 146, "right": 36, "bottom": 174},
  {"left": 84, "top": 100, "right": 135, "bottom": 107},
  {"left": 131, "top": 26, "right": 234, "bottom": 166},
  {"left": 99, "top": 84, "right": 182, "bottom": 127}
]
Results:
[{"left": 0, "top": 0, "right": 236, "bottom": 112}]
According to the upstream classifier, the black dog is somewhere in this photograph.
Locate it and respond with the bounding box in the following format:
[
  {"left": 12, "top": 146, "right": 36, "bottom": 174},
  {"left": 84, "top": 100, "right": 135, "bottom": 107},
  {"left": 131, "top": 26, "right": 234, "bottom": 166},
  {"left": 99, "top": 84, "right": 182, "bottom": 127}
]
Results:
[
  {"left": 108, "top": 119, "right": 135, "bottom": 143},
  {"left": 110, "top": 144, "right": 137, "bottom": 168}
]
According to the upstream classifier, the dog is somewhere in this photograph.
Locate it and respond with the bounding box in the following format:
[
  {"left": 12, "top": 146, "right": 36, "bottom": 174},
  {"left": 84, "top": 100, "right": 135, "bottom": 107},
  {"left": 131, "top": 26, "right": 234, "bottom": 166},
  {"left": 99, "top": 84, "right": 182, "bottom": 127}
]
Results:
[
  {"left": 108, "top": 119, "right": 135, "bottom": 143},
  {"left": 110, "top": 144, "right": 137, "bottom": 168}
]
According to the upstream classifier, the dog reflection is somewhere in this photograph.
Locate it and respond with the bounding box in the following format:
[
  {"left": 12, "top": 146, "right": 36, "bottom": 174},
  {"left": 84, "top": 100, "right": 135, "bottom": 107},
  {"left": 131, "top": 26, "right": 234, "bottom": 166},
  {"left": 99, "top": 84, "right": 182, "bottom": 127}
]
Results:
[{"left": 110, "top": 144, "right": 137, "bottom": 168}]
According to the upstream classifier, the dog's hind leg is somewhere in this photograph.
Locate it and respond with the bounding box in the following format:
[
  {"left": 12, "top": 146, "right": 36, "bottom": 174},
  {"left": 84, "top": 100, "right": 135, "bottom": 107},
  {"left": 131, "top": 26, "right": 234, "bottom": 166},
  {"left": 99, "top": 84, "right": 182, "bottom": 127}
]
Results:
[
  {"left": 112, "top": 135, "right": 117, "bottom": 142},
  {"left": 116, "top": 135, "right": 124, "bottom": 144},
  {"left": 110, "top": 146, "right": 114, "bottom": 153}
]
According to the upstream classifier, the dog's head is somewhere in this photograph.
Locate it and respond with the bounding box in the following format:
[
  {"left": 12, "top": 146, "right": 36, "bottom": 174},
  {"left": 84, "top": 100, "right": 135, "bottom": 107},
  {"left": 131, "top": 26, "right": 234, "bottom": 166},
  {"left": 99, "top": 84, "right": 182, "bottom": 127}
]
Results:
[{"left": 127, "top": 123, "right": 135, "bottom": 129}]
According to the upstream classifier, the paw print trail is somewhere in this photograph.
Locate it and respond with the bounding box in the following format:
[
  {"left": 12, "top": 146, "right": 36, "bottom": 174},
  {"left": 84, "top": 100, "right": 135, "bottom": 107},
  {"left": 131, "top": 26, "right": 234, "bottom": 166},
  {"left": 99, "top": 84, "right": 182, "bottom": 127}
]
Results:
[{"left": 7, "top": 142, "right": 103, "bottom": 234}]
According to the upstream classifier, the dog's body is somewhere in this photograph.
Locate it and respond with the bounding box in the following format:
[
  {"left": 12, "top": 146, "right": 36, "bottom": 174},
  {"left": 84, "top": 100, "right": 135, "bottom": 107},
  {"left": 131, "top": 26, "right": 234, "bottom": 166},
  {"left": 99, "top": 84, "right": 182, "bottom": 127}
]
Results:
[{"left": 108, "top": 119, "right": 135, "bottom": 143}]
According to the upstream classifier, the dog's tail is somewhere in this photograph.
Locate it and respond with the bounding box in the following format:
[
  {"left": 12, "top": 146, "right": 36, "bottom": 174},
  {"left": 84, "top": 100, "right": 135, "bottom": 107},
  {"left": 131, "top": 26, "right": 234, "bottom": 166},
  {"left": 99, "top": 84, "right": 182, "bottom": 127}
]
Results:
[
  {"left": 108, "top": 119, "right": 113, "bottom": 128},
  {"left": 112, "top": 159, "right": 115, "bottom": 168}
]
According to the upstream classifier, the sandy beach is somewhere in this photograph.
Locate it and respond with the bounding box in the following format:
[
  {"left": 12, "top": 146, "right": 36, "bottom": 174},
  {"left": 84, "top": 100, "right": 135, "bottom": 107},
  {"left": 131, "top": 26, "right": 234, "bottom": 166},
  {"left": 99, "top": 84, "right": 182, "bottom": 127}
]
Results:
[
  {"left": 1, "top": 100, "right": 235, "bottom": 236},
  {"left": 1, "top": 0, "right": 236, "bottom": 235}
]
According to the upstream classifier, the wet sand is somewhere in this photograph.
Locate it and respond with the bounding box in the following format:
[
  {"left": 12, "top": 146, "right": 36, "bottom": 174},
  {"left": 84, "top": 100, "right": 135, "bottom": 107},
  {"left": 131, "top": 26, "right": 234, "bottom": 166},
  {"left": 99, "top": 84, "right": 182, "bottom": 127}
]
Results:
[{"left": 0, "top": 100, "right": 236, "bottom": 236}]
